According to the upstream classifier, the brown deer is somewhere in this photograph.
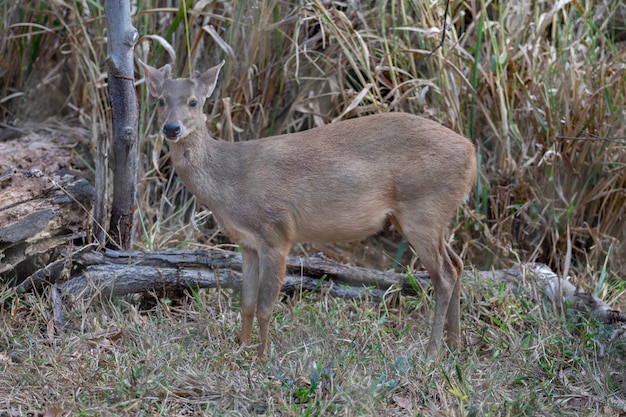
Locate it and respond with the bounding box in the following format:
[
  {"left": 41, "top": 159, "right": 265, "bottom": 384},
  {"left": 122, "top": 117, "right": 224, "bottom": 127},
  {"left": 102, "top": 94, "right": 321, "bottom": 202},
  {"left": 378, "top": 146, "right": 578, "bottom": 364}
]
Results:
[{"left": 139, "top": 59, "right": 477, "bottom": 357}]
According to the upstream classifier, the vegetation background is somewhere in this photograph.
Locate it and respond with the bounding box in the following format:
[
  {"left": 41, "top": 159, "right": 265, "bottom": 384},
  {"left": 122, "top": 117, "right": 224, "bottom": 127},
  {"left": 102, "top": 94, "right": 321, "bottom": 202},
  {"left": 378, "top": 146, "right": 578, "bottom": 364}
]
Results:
[{"left": 0, "top": 0, "right": 625, "bottom": 415}]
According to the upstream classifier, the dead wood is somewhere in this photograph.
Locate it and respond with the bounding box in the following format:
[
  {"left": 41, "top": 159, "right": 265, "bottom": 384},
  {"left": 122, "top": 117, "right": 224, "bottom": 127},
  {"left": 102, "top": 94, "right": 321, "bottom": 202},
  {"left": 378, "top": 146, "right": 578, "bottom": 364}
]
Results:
[
  {"left": 56, "top": 249, "right": 626, "bottom": 329},
  {"left": 0, "top": 128, "right": 93, "bottom": 280},
  {"left": 57, "top": 249, "right": 423, "bottom": 300},
  {"left": 480, "top": 264, "right": 626, "bottom": 324}
]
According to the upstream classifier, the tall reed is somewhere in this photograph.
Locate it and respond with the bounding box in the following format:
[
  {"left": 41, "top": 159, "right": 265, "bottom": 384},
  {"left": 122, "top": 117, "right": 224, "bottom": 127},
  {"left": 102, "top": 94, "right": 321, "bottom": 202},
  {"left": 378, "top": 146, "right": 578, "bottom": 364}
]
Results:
[{"left": 1, "top": 0, "right": 624, "bottom": 279}]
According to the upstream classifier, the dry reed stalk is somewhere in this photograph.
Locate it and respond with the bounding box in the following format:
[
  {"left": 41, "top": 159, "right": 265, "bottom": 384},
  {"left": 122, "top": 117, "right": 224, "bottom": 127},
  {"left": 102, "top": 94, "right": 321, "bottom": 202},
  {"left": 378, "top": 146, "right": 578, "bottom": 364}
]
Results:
[{"left": 2, "top": 0, "right": 625, "bottom": 278}]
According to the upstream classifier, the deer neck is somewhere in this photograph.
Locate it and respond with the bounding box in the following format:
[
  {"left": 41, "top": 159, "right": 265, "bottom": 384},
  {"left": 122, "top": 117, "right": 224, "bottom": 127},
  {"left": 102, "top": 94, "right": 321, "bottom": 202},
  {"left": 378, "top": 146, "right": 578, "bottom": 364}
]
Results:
[{"left": 167, "top": 126, "right": 238, "bottom": 207}]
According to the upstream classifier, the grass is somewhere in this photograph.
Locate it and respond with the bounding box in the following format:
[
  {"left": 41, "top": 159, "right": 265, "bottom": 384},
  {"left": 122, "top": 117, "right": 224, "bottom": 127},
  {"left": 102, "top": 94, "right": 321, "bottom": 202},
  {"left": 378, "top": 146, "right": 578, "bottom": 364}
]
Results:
[
  {"left": 1, "top": 279, "right": 625, "bottom": 416},
  {"left": 1, "top": 0, "right": 626, "bottom": 415}
]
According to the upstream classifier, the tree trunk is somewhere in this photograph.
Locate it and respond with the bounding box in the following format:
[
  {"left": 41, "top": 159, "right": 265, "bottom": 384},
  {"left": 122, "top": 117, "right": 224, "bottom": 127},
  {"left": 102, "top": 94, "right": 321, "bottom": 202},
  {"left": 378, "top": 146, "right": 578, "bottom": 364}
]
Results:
[
  {"left": 92, "top": 132, "right": 108, "bottom": 246},
  {"left": 104, "top": 0, "right": 139, "bottom": 250}
]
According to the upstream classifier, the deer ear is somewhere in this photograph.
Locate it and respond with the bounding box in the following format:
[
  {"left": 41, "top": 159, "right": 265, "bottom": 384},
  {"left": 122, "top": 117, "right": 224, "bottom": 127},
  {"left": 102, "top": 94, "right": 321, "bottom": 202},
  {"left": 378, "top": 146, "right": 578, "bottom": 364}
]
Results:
[
  {"left": 197, "top": 60, "right": 225, "bottom": 98},
  {"left": 139, "top": 59, "right": 171, "bottom": 97}
]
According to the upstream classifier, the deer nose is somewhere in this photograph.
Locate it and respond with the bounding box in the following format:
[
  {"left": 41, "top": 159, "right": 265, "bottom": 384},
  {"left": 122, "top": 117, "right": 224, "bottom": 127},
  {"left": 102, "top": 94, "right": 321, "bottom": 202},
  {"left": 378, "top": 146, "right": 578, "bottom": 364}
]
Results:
[{"left": 162, "top": 123, "right": 181, "bottom": 138}]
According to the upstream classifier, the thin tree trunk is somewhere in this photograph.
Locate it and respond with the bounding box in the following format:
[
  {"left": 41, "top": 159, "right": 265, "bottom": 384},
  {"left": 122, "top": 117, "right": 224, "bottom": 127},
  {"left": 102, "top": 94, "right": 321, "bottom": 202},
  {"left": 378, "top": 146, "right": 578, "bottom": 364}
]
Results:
[
  {"left": 92, "top": 132, "right": 108, "bottom": 246},
  {"left": 104, "top": 0, "right": 139, "bottom": 250}
]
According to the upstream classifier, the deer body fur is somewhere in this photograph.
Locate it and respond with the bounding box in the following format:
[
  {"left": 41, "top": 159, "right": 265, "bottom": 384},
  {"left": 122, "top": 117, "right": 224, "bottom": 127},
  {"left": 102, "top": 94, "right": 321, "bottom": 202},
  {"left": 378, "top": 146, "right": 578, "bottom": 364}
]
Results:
[{"left": 140, "top": 60, "right": 477, "bottom": 357}]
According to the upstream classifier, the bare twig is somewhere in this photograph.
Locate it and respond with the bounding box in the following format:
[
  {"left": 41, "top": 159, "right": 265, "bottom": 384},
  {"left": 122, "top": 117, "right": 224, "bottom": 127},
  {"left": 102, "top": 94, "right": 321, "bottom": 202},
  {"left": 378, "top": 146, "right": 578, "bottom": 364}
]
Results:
[
  {"left": 427, "top": 0, "right": 450, "bottom": 57},
  {"left": 555, "top": 135, "right": 626, "bottom": 144}
]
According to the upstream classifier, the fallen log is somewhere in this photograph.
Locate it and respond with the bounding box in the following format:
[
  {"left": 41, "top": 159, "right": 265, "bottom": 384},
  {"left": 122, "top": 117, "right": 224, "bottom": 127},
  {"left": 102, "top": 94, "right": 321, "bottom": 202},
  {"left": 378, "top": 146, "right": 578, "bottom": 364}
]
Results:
[
  {"left": 481, "top": 263, "right": 626, "bottom": 325},
  {"left": 56, "top": 249, "right": 424, "bottom": 300},
  {"left": 56, "top": 249, "right": 625, "bottom": 328}
]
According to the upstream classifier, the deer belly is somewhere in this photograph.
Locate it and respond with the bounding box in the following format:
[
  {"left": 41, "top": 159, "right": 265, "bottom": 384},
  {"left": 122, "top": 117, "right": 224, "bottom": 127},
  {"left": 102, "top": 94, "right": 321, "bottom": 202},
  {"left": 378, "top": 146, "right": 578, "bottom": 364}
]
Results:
[{"left": 294, "top": 204, "right": 391, "bottom": 243}]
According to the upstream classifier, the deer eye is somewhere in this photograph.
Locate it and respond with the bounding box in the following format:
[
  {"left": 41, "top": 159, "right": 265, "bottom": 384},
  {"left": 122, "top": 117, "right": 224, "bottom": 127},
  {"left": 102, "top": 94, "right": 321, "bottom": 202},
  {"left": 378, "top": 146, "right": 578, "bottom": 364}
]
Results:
[
  {"left": 158, "top": 98, "right": 165, "bottom": 107},
  {"left": 189, "top": 99, "right": 199, "bottom": 108}
]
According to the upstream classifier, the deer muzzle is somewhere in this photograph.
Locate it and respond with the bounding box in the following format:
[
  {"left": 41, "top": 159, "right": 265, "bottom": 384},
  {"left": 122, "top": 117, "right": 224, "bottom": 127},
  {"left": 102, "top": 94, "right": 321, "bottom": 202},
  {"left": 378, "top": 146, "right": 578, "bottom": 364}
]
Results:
[{"left": 162, "top": 122, "right": 182, "bottom": 142}]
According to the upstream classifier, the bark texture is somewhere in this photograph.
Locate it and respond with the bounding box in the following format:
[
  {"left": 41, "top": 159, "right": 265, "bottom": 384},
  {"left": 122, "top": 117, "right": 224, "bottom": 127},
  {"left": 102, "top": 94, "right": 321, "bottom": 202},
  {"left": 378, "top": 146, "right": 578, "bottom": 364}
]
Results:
[
  {"left": 0, "top": 128, "right": 93, "bottom": 280},
  {"left": 104, "top": 0, "right": 139, "bottom": 250},
  {"left": 55, "top": 248, "right": 626, "bottom": 328}
]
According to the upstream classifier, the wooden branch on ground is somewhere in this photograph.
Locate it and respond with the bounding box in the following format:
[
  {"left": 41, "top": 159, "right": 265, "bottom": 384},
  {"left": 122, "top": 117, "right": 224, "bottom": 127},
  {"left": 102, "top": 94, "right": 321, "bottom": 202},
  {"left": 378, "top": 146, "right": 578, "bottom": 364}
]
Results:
[
  {"left": 56, "top": 249, "right": 625, "bottom": 328},
  {"left": 481, "top": 264, "right": 626, "bottom": 325},
  {"left": 57, "top": 249, "right": 425, "bottom": 300}
]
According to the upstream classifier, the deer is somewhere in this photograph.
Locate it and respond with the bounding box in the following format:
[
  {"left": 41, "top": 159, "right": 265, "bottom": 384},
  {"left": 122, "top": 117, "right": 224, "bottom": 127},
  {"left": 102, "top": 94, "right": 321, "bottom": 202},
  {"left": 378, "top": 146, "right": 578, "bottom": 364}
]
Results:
[{"left": 139, "top": 59, "right": 477, "bottom": 358}]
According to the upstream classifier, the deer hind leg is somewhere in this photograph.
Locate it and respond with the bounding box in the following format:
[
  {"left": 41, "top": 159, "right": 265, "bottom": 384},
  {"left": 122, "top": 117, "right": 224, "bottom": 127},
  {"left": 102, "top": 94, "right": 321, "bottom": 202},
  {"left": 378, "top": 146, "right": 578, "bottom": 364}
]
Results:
[
  {"left": 240, "top": 247, "right": 260, "bottom": 347},
  {"left": 444, "top": 244, "right": 463, "bottom": 349},
  {"left": 255, "top": 243, "right": 290, "bottom": 357},
  {"left": 394, "top": 215, "right": 461, "bottom": 356}
]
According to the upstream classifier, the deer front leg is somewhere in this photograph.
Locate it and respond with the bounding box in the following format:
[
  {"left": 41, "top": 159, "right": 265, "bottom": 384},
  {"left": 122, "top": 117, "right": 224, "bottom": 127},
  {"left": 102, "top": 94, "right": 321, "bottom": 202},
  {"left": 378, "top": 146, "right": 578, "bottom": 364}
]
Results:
[
  {"left": 255, "top": 244, "right": 290, "bottom": 357},
  {"left": 240, "top": 247, "right": 260, "bottom": 347}
]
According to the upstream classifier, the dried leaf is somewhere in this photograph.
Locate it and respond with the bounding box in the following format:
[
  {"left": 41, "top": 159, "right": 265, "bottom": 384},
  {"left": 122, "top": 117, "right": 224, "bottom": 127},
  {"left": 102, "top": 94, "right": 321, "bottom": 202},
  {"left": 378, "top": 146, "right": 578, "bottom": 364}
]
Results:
[
  {"left": 393, "top": 394, "right": 411, "bottom": 409},
  {"left": 46, "top": 318, "right": 55, "bottom": 342},
  {"left": 42, "top": 408, "right": 65, "bottom": 417},
  {"left": 202, "top": 25, "right": 235, "bottom": 58},
  {"left": 140, "top": 35, "right": 176, "bottom": 62},
  {"left": 151, "top": 133, "right": 163, "bottom": 176},
  {"left": 87, "top": 327, "right": 124, "bottom": 347},
  {"left": 332, "top": 84, "right": 372, "bottom": 123}
]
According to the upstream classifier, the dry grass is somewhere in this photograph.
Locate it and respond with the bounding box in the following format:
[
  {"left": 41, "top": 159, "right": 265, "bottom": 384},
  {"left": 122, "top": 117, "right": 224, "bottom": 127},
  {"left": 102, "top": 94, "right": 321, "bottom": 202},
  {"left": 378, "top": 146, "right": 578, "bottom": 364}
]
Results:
[
  {"left": 1, "top": 279, "right": 625, "bottom": 416},
  {"left": 3, "top": 0, "right": 624, "bottom": 274},
  {"left": 1, "top": 0, "right": 626, "bottom": 415}
]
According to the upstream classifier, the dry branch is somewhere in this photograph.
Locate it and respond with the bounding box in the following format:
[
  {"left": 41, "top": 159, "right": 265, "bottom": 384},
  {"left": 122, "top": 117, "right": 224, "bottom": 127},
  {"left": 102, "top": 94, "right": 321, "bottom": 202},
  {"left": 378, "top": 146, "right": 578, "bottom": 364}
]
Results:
[
  {"left": 58, "top": 249, "right": 425, "bottom": 300},
  {"left": 481, "top": 264, "right": 626, "bottom": 325},
  {"left": 58, "top": 249, "right": 626, "bottom": 328}
]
